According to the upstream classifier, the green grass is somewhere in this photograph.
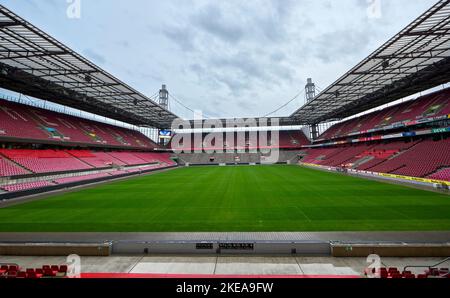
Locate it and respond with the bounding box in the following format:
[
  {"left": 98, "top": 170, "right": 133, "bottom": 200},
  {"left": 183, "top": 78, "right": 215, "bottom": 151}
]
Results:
[{"left": 0, "top": 165, "right": 449, "bottom": 232}]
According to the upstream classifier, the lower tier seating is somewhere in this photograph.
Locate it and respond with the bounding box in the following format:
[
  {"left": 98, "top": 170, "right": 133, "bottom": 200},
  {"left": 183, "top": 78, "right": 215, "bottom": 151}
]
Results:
[
  {"left": 53, "top": 173, "right": 112, "bottom": 185},
  {"left": 0, "top": 149, "right": 176, "bottom": 177},
  {"left": 428, "top": 168, "right": 450, "bottom": 182},
  {"left": 0, "top": 181, "right": 54, "bottom": 192},
  {"left": 369, "top": 139, "right": 450, "bottom": 177},
  {"left": 106, "top": 152, "right": 147, "bottom": 165},
  {"left": 0, "top": 156, "right": 30, "bottom": 176},
  {"left": 0, "top": 147, "right": 177, "bottom": 193},
  {"left": 303, "top": 138, "right": 450, "bottom": 180},
  {"left": 74, "top": 151, "right": 127, "bottom": 167},
  {"left": 0, "top": 264, "right": 68, "bottom": 279}
]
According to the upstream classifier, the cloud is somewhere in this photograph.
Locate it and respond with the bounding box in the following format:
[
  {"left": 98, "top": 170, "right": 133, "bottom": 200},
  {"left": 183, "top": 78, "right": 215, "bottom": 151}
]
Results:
[
  {"left": 0, "top": 0, "right": 439, "bottom": 120},
  {"left": 193, "top": 4, "right": 244, "bottom": 44},
  {"left": 312, "top": 29, "right": 373, "bottom": 63},
  {"left": 163, "top": 26, "right": 196, "bottom": 52}
]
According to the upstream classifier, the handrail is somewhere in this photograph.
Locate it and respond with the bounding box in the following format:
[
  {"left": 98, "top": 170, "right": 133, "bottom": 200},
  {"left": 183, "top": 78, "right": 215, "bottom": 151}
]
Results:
[{"left": 403, "top": 257, "right": 450, "bottom": 273}]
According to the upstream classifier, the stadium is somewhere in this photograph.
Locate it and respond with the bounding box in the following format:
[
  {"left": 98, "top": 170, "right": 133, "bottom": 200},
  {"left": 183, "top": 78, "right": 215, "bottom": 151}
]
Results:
[{"left": 0, "top": 0, "right": 449, "bottom": 282}]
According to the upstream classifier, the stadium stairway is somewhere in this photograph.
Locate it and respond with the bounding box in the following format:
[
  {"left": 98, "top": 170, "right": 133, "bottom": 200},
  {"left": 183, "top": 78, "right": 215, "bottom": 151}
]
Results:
[{"left": 352, "top": 155, "right": 374, "bottom": 169}]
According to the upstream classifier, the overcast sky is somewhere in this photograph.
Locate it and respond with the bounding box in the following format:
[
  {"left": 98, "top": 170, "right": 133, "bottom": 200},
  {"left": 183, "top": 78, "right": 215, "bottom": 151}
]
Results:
[{"left": 0, "top": 0, "right": 439, "bottom": 119}]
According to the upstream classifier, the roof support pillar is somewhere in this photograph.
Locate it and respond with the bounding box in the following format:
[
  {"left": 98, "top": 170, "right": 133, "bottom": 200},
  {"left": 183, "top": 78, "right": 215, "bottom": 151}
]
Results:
[{"left": 310, "top": 124, "right": 319, "bottom": 140}]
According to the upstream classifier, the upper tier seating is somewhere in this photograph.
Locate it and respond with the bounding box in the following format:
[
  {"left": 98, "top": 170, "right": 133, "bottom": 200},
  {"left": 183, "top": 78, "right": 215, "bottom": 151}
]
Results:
[
  {"left": 319, "top": 88, "right": 450, "bottom": 140},
  {"left": 278, "top": 131, "right": 310, "bottom": 149},
  {"left": 0, "top": 100, "right": 158, "bottom": 149}
]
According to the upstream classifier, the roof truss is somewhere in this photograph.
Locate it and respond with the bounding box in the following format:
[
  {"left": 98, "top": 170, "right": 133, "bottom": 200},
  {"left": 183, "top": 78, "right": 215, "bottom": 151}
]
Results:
[
  {"left": 0, "top": 5, "right": 179, "bottom": 129},
  {"left": 291, "top": 0, "right": 450, "bottom": 125}
]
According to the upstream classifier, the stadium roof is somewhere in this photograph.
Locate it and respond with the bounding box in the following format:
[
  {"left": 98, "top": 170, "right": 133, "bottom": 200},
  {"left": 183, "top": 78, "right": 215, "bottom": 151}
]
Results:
[
  {"left": 291, "top": 0, "right": 450, "bottom": 125},
  {"left": 1, "top": 2, "right": 449, "bottom": 131},
  {"left": 0, "top": 5, "right": 178, "bottom": 129}
]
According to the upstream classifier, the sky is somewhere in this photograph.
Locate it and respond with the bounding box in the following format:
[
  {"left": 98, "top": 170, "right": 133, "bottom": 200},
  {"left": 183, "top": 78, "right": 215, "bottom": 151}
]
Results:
[{"left": 0, "top": 0, "right": 440, "bottom": 120}]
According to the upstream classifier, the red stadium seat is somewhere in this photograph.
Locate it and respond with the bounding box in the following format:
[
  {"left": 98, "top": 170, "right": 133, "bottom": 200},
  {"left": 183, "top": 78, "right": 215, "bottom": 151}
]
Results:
[
  {"left": 43, "top": 269, "right": 56, "bottom": 277},
  {"left": 318, "top": 89, "right": 450, "bottom": 140},
  {"left": 303, "top": 138, "right": 450, "bottom": 180},
  {"left": 0, "top": 100, "right": 159, "bottom": 149}
]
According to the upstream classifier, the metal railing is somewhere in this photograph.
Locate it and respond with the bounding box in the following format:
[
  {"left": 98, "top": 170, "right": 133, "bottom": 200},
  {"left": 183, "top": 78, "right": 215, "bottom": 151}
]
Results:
[{"left": 403, "top": 257, "right": 450, "bottom": 274}]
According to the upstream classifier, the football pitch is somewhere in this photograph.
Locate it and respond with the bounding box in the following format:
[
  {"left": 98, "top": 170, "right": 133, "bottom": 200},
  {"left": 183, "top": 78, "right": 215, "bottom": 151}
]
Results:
[{"left": 0, "top": 165, "right": 449, "bottom": 232}]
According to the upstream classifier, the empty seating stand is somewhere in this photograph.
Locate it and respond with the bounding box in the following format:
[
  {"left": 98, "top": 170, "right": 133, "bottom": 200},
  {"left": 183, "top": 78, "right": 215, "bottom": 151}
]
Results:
[
  {"left": 106, "top": 152, "right": 147, "bottom": 165},
  {"left": 53, "top": 173, "right": 112, "bottom": 185},
  {"left": 428, "top": 168, "right": 450, "bottom": 182},
  {"left": 78, "top": 151, "right": 127, "bottom": 167},
  {"left": 369, "top": 139, "right": 450, "bottom": 178},
  {"left": 366, "top": 267, "right": 450, "bottom": 279},
  {"left": 0, "top": 149, "right": 93, "bottom": 174},
  {"left": 170, "top": 130, "right": 310, "bottom": 151},
  {"left": 0, "top": 148, "right": 177, "bottom": 193},
  {"left": 303, "top": 137, "right": 450, "bottom": 181},
  {"left": 0, "top": 99, "right": 158, "bottom": 149},
  {"left": 0, "top": 156, "right": 30, "bottom": 177},
  {"left": 0, "top": 181, "right": 53, "bottom": 192},
  {"left": 0, "top": 149, "right": 176, "bottom": 176},
  {"left": 318, "top": 88, "right": 450, "bottom": 140},
  {"left": 0, "top": 264, "right": 68, "bottom": 279}
]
